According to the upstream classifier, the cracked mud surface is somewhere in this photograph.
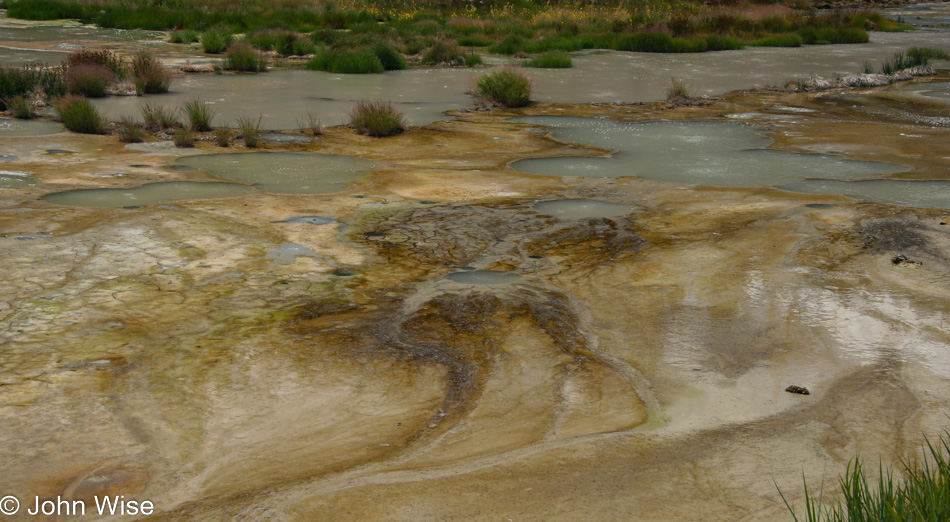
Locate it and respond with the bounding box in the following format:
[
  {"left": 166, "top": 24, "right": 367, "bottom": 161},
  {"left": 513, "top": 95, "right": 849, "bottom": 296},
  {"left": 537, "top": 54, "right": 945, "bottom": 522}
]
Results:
[{"left": 2, "top": 75, "right": 950, "bottom": 520}]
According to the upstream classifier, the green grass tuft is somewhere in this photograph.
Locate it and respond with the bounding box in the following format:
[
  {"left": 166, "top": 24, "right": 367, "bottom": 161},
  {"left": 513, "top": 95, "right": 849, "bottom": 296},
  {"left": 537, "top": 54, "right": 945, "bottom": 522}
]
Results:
[
  {"left": 131, "top": 50, "right": 172, "bottom": 94},
  {"left": 170, "top": 29, "right": 199, "bottom": 44},
  {"left": 54, "top": 95, "right": 106, "bottom": 134},
  {"left": 7, "top": 96, "right": 36, "bottom": 119},
  {"left": 116, "top": 116, "right": 143, "bottom": 143},
  {"left": 201, "top": 27, "right": 233, "bottom": 54},
  {"left": 472, "top": 66, "right": 532, "bottom": 108},
  {"left": 372, "top": 41, "right": 407, "bottom": 71},
  {"left": 348, "top": 100, "right": 406, "bottom": 137},
  {"left": 65, "top": 64, "right": 113, "bottom": 98},
  {"left": 182, "top": 99, "right": 215, "bottom": 131},
  {"left": 780, "top": 431, "right": 950, "bottom": 521},
  {"left": 422, "top": 39, "right": 465, "bottom": 65},
  {"left": 306, "top": 49, "right": 384, "bottom": 74},
  {"left": 225, "top": 43, "right": 268, "bottom": 72},
  {"left": 140, "top": 102, "right": 178, "bottom": 130},
  {"left": 524, "top": 51, "right": 572, "bottom": 68},
  {"left": 173, "top": 127, "right": 195, "bottom": 148},
  {"left": 750, "top": 33, "right": 803, "bottom": 48},
  {"left": 236, "top": 114, "right": 262, "bottom": 147}
]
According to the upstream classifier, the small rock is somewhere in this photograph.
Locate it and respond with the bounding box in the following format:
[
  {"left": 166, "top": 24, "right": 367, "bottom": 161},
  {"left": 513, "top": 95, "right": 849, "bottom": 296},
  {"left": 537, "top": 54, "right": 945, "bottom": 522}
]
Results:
[
  {"left": 785, "top": 385, "right": 810, "bottom": 395},
  {"left": 892, "top": 253, "right": 909, "bottom": 265}
]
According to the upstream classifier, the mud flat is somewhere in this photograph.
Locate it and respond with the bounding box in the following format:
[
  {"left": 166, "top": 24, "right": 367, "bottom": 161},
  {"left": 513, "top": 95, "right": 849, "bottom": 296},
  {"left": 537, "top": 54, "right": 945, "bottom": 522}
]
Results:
[{"left": 2, "top": 49, "right": 950, "bottom": 521}]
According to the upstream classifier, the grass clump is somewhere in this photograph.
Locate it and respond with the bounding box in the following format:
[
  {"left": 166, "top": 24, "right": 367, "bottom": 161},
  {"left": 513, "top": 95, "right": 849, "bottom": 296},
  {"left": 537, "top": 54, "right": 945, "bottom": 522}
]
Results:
[
  {"left": 665, "top": 77, "right": 692, "bottom": 100},
  {"left": 780, "top": 432, "right": 950, "bottom": 521},
  {"left": 236, "top": 115, "right": 262, "bottom": 147},
  {"left": 422, "top": 39, "right": 465, "bottom": 65},
  {"left": 65, "top": 49, "right": 124, "bottom": 78},
  {"left": 472, "top": 67, "right": 532, "bottom": 108},
  {"left": 65, "top": 64, "right": 113, "bottom": 98},
  {"left": 214, "top": 127, "right": 232, "bottom": 147},
  {"left": 173, "top": 127, "right": 195, "bottom": 148},
  {"left": 182, "top": 99, "right": 215, "bottom": 131},
  {"left": 488, "top": 35, "right": 525, "bottom": 55},
  {"left": 297, "top": 112, "right": 323, "bottom": 135},
  {"left": 906, "top": 47, "right": 949, "bottom": 66},
  {"left": 348, "top": 100, "right": 406, "bottom": 137},
  {"left": 0, "top": 64, "right": 65, "bottom": 110},
  {"left": 140, "top": 102, "right": 178, "bottom": 130},
  {"left": 116, "top": 116, "right": 143, "bottom": 143},
  {"left": 306, "top": 49, "right": 384, "bottom": 74},
  {"left": 524, "top": 51, "right": 572, "bottom": 68},
  {"left": 225, "top": 43, "right": 268, "bottom": 72},
  {"left": 7, "top": 96, "right": 36, "bottom": 119},
  {"left": 131, "top": 51, "right": 172, "bottom": 94},
  {"left": 750, "top": 33, "right": 802, "bottom": 48},
  {"left": 201, "top": 27, "right": 233, "bottom": 54},
  {"left": 372, "top": 42, "right": 407, "bottom": 71},
  {"left": 465, "top": 52, "right": 484, "bottom": 67},
  {"left": 170, "top": 29, "right": 199, "bottom": 44},
  {"left": 54, "top": 96, "right": 106, "bottom": 134}
]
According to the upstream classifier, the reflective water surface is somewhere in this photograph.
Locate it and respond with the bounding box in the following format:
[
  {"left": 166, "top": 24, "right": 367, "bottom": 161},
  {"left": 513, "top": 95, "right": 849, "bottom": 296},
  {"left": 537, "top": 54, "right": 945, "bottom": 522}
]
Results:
[{"left": 177, "top": 152, "right": 377, "bottom": 194}]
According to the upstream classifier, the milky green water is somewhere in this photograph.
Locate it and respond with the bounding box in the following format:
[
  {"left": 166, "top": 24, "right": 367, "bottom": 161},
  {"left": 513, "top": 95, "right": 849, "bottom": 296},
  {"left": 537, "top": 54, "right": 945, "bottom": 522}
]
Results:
[
  {"left": 532, "top": 198, "right": 633, "bottom": 218},
  {"left": 41, "top": 181, "right": 252, "bottom": 207},
  {"left": 177, "top": 152, "right": 377, "bottom": 195},
  {"left": 0, "top": 24, "right": 164, "bottom": 42},
  {"left": 0, "top": 118, "right": 64, "bottom": 137},
  {"left": 511, "top": 117, "right": 908, "bottom": 187},
  {"left": 778, "top": 179, "right": 950, "bottom": 209},
  {"left": 0, "top": 170, "right": 39, "bottom": 189}
]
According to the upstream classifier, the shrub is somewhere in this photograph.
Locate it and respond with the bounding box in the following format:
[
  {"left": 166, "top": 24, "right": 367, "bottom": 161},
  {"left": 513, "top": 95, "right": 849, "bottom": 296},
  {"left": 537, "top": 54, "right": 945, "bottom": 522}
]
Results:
[
  {"left": 65, "top": 64, "right": 113, "bottom": 97},
  {"left": 54, "top": 96, "right": 106, "bottom": 134},
  {"left": 306, "top": 49, "right": 384, "bottom": 74},
  {"left": 170, "top": 29, "right": 199, "bottom": 44},
  {"left": 472, "top": 67, "right": 532, "bottom": 108},
  {"left": 750, "top": 34, "right": 803, "bottom": 47},
  {"left": 372, "top": 42, "right": 407, "bottom": 71},
  {"left": 65, "top": 49, "right": 124, "bottom": 78},
  {"left": 173, "top": 127, "right": 195, "bottom": 148},
  {"left": 116, "top": 116, "right": 143, "bottom": 143},
  {"left": 225, "top": 43, "right": 267, "bottom": 72},
  {"left": 215, "top": 127, "right": 232, "bottom": 147},
  {"left": 7, "top": 96, "right": 35, "bottom": 119},
  {"left": 236, "top": 115, "right": 262, "bottom": 147},
  {"left": 140, "top": 102, "right": 178, "bottom": 129},
  {"left": 524, "top": 51, "right": 572, "bottom": 68},
  {"left": 131, "top": 51, "right": 172, "bottom": 94},
  {"left": 297, "top": 112, "right": 323, "bottom": 135},
  {"left": 182, "top": 99, "right": 215, "bottom": 131},
  {"left": 201, "top": 28, "right": 233, "bottom": 54},
  {"left": 348, "top": 100, "right": 405, "bottom": 137},
  {"left": 422, "top": 39, "right": 465, "bottom": 65}
]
